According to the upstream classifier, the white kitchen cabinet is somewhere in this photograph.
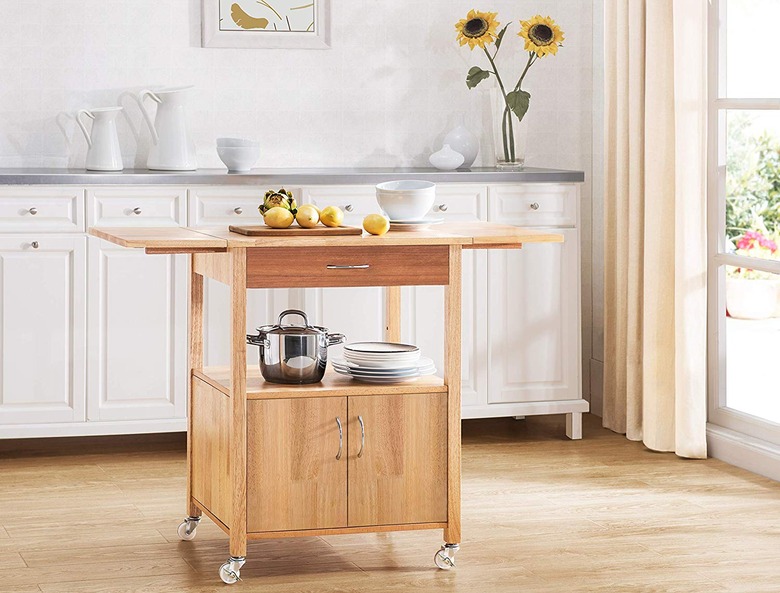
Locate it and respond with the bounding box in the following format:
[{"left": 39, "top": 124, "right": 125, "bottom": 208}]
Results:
[
  {"left": 87, "top": 238, "right": 187, "bottom": 421},
  {"left": 401, "top": 186, "right": 489, "bottom": 408},
  {"left": 0, "top": 236, "right": 86, "bottom": 425}
]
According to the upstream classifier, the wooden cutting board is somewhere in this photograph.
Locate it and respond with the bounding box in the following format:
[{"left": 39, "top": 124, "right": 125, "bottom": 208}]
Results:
[{"left": 229, "top": 225, "right": 363, "bottom": 237}]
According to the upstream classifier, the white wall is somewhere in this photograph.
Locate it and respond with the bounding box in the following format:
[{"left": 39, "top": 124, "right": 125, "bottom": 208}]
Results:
[{"left": 0, "top": 0, "right": 601, "bottom": 402}]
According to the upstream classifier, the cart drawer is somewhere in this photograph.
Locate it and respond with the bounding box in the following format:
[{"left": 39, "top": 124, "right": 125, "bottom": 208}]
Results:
[{"left": 246, "top": 246, "right": 450, "bottom": 288}]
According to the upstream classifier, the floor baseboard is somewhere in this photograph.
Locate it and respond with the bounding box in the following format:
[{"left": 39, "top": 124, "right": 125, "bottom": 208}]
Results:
[{"left": 707, "top": 423, "right": 780, "bottom": 482}]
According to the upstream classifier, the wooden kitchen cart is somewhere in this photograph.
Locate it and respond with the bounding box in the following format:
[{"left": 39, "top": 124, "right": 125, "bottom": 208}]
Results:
[{"left": 90, "top": 223, "right": 563, "bottom": 584}]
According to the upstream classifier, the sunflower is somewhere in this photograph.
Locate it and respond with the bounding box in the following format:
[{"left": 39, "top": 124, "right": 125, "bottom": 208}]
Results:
[
  {"left": 518, "top": 15, "right": 564, "bottom": 57},
  {"left": 455, "top": 9, "right": 500, "bottom": 50}
]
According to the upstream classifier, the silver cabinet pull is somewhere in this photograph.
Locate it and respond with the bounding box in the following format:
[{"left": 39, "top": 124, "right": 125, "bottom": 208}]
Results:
[
  {"left": 530, "top": 202, "right": 540, "bottom": 210},
  {"left": 132, "top": 207, "right": 142, "bottom": 215},
  {"left": 335, "top": 417, "right": 343, "bottom": 460},
  {"left": 233, "top": 207, "right": 243, "bottom": 215},
  {"left": 357, "top": 415, "right": 365, "bottom": 458},
  {"left": 326, "top": 264, "right": 369, "bottom": 270},
  {"left": 435, "top": 203, "right": 448, "bottom": 212},
  {"left": 344, "top": 204, "right": 354, "bottom": 212},
  {"left": 31, "top": 241, "right": 39, "bottom": 249},
  {"left": 28, "top": 207, "right": 38, "bottom": 216}
]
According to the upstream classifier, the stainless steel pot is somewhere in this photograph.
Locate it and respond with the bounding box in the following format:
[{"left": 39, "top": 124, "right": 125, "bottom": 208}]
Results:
[{"left": 246, "top": 309, "right": 345, "bottom": 384}]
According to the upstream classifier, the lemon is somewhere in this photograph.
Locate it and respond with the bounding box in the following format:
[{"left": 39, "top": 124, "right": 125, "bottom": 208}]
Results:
[
  {"left": 296, "top": 205, "right": 320, "bottom": 228},
  {"left": 264, "top": 206, "right": 294, "bottom": 229},
  {"left": 363, "top": 213, "right": 390, "bottom": 236},
  {"left": 320, "top": 206, "right": 344, "bottom": 228}
]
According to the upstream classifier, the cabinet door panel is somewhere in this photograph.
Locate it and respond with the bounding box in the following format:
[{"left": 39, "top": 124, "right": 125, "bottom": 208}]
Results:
[
  {"left": 0, "top": 237, "right": 86, "bottom": 424},
  {"left": 247, "top": 397, "right": 347, "bottom": 532},
  {"left": 88, "top": 239, "right": 186, "bottom": 421},
  {"left": 488, "top": 228, "right": 580, "bottom": 403},
  {"left": 348, "top": 393, "right": 447, "bottom": 527}
]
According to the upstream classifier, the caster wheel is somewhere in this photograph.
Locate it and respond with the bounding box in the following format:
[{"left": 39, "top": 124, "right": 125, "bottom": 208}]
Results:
[
  {"left": 219, "top": 557, "right": 245, "bottom": 585},
  {"left": 177, "top": 517, "right": 199, "bottom": 541},
  {"left": 434, "top": 544, "right": 459, "bottom": 570}
]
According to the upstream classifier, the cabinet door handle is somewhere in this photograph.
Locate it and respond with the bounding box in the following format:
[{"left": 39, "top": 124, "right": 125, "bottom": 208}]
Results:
[
  {"left": 132, "top": 207, "right": 142, "bottom": 215},
  {"left": 357, "top": 415, "right": 365, "bottom": 458},
  {"left": 326, "top": 264, "right": 369, "bottom": 270},
  {"left": 435, "top": 203, "right": 448, "bottom": 212},
  {"left": 344, "top": 204, "right": 354, "bottom": 212},
  {"left": 31, "top": 241, "right": 39, "bottom": 249},
  {"left": 335, "top": 417, "right": 343, "bottom": 460},
  {"left": 28, "top": 207, "right": 38, "bottom": 216},
  {"left": 529, "top": 202, "right": 540, "bottom": 210},
  {"left": 233, "top": 207, "right": 243, "bottom": 215}
]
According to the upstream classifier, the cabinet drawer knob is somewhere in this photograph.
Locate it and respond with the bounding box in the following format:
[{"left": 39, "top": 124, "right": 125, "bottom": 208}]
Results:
[
  {"left": 326, "top": 264, "right": 369, "bottom": 270},
  {"left": 357, "top": 415, "right": 365, "bottom": 458},
  {"left": 132, "top": 207, "right": 142, "bottom": 215},
  {"left": 28, "top": 207, "right": 38, "bottom": 216},
  {"left": 435, "top": 203, "right": 448, "bottom": 212},
  {"left": 233, "top": 207, "right": 243, "bottom": 215},
  {"left": 335, "top": 417, "right": 343, "bottom": 460},
  {"left": 344, "top": 204, "right": 354, "bottom": 212},
  {"left": 530, "top": 202, "right": 540, "bottom": 210},
  {"left": 31, "top": 241, "right": 39, "bottom": 249}
]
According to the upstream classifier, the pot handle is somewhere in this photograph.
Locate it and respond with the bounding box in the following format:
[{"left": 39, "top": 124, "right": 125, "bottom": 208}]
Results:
[
  {"left": 246, "top": 333, "right": 268, "bottom": 348},
  {"left": 327, "top": 333, "right": 346, "bottom": 347},
  {"left": 278, "top": 309, "right": 309, "bottom": 328}
]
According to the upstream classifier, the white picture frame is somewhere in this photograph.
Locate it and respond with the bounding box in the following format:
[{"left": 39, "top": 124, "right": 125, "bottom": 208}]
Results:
[{"left": 202, "top": 0, "right": 331, "bottom": 49}]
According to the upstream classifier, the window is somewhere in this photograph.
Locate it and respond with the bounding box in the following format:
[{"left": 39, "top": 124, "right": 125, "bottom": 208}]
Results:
[{"left": 708, "top": 0, "right": 780, "bottom": 446}]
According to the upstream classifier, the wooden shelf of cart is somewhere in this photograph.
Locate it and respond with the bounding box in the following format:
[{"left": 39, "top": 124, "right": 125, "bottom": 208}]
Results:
[{"left": 87, "top": 223, "right": 563, "bottom": 584}]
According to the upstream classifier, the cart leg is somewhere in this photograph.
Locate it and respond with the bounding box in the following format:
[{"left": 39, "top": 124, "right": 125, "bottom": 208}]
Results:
[
  {"left": 229, "top": 248, "right": 248, "bottom": 565},
  {"left": 566, "top": 412, "right": 583, "bottom": 440},
  {"left": 443, "top": 246, "right": 462, "bottom": 547},
  {"left": 384, "top": 286, "right": 402, "bottom": 342},
  {"left": 187, "top": 260, "right": 204, "bottom": 520}
]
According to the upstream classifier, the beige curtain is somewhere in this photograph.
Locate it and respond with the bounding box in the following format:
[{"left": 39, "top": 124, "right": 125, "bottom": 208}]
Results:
[{"left": 603, "top": 0, "right": 708, "bottom": 458}]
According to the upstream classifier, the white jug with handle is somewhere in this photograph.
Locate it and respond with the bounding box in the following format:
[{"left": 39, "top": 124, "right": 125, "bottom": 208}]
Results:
[
  {"left": 76, "top": 107, "right": 124, "bottom": 171},
  {"left": 138, "top": 86, "right": 197, "bottom": 171}
]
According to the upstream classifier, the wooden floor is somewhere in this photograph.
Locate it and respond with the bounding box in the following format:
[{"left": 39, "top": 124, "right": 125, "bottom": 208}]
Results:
[{"left": 1, "top": 414, "right": 778, "bottom": 593}]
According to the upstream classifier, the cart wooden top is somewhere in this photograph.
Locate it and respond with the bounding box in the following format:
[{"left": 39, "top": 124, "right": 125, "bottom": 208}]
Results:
[{"left": 89, "top": 223, "right": 563, "bottom": 253}]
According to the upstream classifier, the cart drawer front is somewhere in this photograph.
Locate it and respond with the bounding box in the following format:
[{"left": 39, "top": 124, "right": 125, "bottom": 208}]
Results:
[{"left": 246, "top": 246, "right": 450, "bottom": 288}]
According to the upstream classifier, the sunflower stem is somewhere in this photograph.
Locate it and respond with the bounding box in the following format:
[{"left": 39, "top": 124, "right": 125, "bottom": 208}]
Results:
[
  {"left": 483, "top": 47, "right": 514, "bottom": 163},
  {"left": 513, "top": 52, "right": 537, "bottom": 93}
]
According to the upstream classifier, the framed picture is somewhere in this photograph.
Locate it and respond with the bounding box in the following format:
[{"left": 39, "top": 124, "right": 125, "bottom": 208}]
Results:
[{"left": 202, "top": 0, "right": 331, "bottom": 49}]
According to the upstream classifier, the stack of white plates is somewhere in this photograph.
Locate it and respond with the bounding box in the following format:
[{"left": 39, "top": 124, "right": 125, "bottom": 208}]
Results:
[{"left": 332, "top": 342, "right": 436, "bottom": 383}]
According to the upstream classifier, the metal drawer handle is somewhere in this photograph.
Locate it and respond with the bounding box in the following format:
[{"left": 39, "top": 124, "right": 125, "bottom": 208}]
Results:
[
  {"left": 28, "top": 207, "right": 38, "bottom": 216},
  {"left": 357, "top": 415, "right": 365, "bottom": 458},
  {"left": 132, "top": 207, "right": 142, "bottom": 215},
  {"left": 530, "top": 202, "right": 540, "bottom": 210},
  {"left": 326, "top": 264, "right": 369, "bottom": 270},
  {"left": 31, "top": 241, "right": 39, "bottom": 249},
  {"left": 336, "top": 417, "right": 343, "bottom": 460},
  {"left": 344, "top": 204, "right": 354, "bottom": 212},
  {"left": 234, "top": 207, "right": 243, "bottom": 215},
  {"left": 435, "top": 203, "right": 448, "bottom": 212}
]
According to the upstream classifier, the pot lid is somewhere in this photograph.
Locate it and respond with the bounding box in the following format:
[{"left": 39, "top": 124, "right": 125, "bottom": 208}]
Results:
[{"left": 256, "top": 309, "right": 328, "bottom": 337}]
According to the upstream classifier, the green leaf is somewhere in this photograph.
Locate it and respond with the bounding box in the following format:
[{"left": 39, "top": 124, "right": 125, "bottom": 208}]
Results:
[
  {"left": 466, "top": 66, "right": 491, "bottom": 89},
  {"left": 505, "top": 90, "right": 531, "bottom": 121},
  {"left": 494, "top": 24, "right": 509, "bottom": 51}
]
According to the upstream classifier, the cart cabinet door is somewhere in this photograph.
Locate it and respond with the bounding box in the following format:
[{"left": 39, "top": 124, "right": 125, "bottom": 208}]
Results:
[
  {"left": 247, "top": 397, "right": 347, "bottom": 532},
  {"left": 347, "top": 393, "right": 447, "bottom": 527}
]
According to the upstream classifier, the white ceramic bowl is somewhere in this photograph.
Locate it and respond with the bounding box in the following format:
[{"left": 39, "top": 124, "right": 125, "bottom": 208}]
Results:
[
  {"left": 375, "top": 180, "right": 436, "bottom": 221},
  {"left": 217, "top": 145, "right": 260, "bottom": 172},
  {"left": 217, "top": 137, "right": 260, "bottom": 148}
]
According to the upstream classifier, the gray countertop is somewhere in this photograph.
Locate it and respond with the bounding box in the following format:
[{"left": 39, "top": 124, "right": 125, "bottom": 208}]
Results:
[{"left": 0, "top": 167, "right": 584, "bottom": 185}]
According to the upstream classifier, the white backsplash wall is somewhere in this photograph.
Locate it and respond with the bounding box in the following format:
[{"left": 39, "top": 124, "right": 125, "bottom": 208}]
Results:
[{"left": 0, "top": 0, "right": 593, "bottom": 172}]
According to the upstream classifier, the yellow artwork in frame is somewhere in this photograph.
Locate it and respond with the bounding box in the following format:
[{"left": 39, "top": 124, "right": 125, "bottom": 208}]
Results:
[{"left": 202, "top": 0, "right": 330, "bottom": 48}]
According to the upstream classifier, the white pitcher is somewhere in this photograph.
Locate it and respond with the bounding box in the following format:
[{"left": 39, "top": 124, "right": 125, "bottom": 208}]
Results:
[
  {"left": 77, "top": 107, "right": 124, "bottom": 171},
  {"left": 138, "top": 86, "right": 197, "bottom": 171}
]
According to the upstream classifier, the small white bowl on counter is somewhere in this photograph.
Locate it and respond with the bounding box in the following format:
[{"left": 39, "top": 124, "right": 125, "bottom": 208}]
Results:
[
  {"left": 375, "top": 180, "right": 436, "bottom": 221},
  {"left": 216, "top": 138, "right": 260, "bottom": 172}
]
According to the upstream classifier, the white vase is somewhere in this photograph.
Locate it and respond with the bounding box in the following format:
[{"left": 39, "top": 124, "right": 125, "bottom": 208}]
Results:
[
  {"left": 726, "top": 278, "right": 777, "bottom": 320},
  {"left": 443, "top": 121, "right": 479, "bottom": 168},
  {"left": 429, "top": 144, "right": 464, "bottom": 171}
]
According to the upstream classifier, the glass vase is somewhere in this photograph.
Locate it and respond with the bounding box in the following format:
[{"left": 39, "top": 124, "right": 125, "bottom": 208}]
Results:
[{"left": 491, "top": 87, "right": 528, "bottom": 170}]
